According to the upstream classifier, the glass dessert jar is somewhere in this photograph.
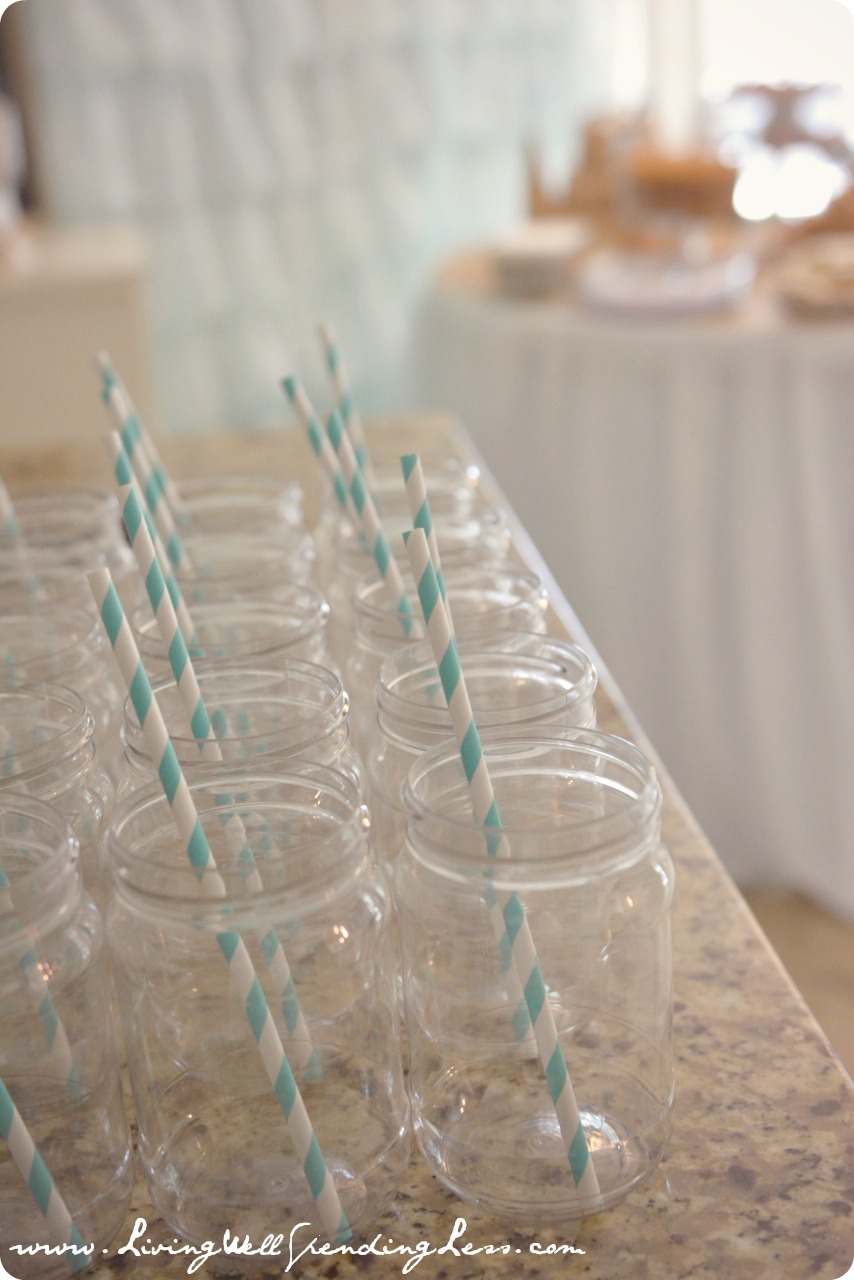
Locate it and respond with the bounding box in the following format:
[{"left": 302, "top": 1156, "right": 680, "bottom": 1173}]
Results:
[
  {"left": 396, "top": 728, "right": 674, "bottom": 1225},
  {"left": 324, "top": 510, "right": 512, "bottom": 673},
  {"left": 345, "top": 565, "right": 550, "bottom": 755},
  {"left": 116, "top": 661, "right": 363, "bottom": 802},
  {"left": 177, "top": 530, "right": 317, "bottom": 604},
  {"left": 0, "top": 793, "right": 132, "bottom": 1279},
  {"left": 0, "top": 485, "right": 137, "bottom": 606},
  {"left": 367, "top": 632, "right": 597, "bottom": 867},
  {"left": 0, "top": 685, "right": 113, "bottom": 912},
  {"left": 131, "top": 588, "right": 333, "bottom": 675},
  {"left": 107, "top": 766, "right": 409, "bottom": 1244},
  {"left": 313, "top": 459, "right": 483, "bottom": 589},
  {"left": 0, "top": 605, "right": 124, "bottom": 784},
  {"left": 176, "top": 474, "right": 304, "bottom": 535}
]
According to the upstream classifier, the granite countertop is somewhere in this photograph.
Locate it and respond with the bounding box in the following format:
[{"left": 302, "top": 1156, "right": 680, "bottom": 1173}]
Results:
[{"left": 1, "top": 418, "right": 852, "bottom": 1280}]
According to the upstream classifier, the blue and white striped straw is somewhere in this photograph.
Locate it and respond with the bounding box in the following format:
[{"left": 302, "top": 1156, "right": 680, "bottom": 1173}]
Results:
[
  {"left": 0, "top": 1075, "right": 89, "bottom": 1272},
  {"left": 0, "top": 857, "right": 82, "bottom": 1102},
  {"left": 104, "top": 433, "right": 201, "bottom": 655},
  {"left": 99, "top": 359, "right": 193, "bottom": 572},
  {"left": 282, "top": 376, "right": 352, "bottom": 517},
  {"left": 87, "top": 567, "right": 350, "bottom": 1243},
  {"left": 326, "top": 411, "right": 414, "bottom": 636},
  {"left": 404, "top": 527, "right": 602, "bottom": 1209},
  {"left": 116, "top": 484, "right": 321, "bottom": 1079},
  {"left": 400, "top": 452, "right": 454, "bottom": 635},
  {"left": 317, "top": 322, "right": 376, "bottom": 489},
  {"left": 97, "top": 351, "right": 191, "bottom": 530}
]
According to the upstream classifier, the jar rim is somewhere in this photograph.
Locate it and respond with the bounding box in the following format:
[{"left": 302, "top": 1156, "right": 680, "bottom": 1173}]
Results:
[
  {"left": 0, "top": 683, "right": 95, "bottom": 790},
  {"left": 0, "top": 604, "right": 103, "bottom": 681},
  {"left": 0, "top": 793, "right": 79, "bottom": 943},
  {"left": 122, "top": 661, "right": 348, "bottom": 760},
  {"left": 403, "top": 728, "right": 661, "bottom": 875},
  {"left": 132, "top": 591, "right": 329, "bottom": 659},
  {"left": 109, "top": 764, "right": 368, "bottom": 907},
  {"left": 378, "top": 631, "right": 597, "bottom": 738},
  {"left": 354, "top": 563, "right": 547, "bottom": 630},
  {"left": 336, "top": 509, "right": 508, "bottom": 571}
]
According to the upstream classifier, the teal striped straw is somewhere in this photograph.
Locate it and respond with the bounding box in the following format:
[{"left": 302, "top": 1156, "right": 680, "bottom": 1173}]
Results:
[
  {"left": 282, "top": 375, "right": 351, "bottom": 515},
  {"left": 97, "top": 351, "right": 191, "bottom": 530},
  {"left": 317, "top": 322, "right": 377, "bottom": 490},
  {"left": 104, "top": 431, "right": 201, "bottom": 656},
  {"left": 116, "top": 483, "right": 321, "bottom": 1080},
  {"left": 87, "top": 567, "right": 349, "bottom": 1242},
  {"left": 326, "top": 410, "right": 414, "bottom": 636},
  {"left": 0, "top": 1075, "right": 89, "bottom": 1272},
  {"left": 401, "top": 452, "right": 455, "bottom": 636},
  {"left": 0, "top": 856, "right": 82, "bottom": 1103},
  {"left": 99, "top": 359, "right": 192, "bottom": 572},
  {"left": 404, "top": 527, "right": 602, "bottom": 1210}
]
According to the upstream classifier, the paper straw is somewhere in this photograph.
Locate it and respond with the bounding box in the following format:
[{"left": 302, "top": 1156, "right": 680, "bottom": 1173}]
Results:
[
  {"left": 104, "top": 433, "right": 200, "bottom": 655},
  {"left": 87, "top": 568, "right": 350, "bottom": 1243},
  {"left": 0, "top": 1075, "right": 89, "bottom": 1272},
  {"left": 0, "top": 472, "right": 21, "bottom": 541},
  {"left": 99, "top": 360, "right": 193, "bottom": 572},
  {"left": 317, "top": 322, "right": 376, "bottom": 489},
  {"left": 0, "top": 857, "right": 82, "bottom": 1101},
  {"left": 282, "top": 375, "right": 352, "bottom": 516},
  {"left": 97, "top": 351, "right": 191, "bottom": 529},
  {"left": 116, "top": 483, "right": 320, "bottom": 1078},
  {"left": 326, "top": 411, "right": 414, "bottom": 635},
  {"left": 400, "top": 452, "right": 454, "bottom": 635},
  {"left": 404, "top": 528, "right": 602, "bottom": 1208}
]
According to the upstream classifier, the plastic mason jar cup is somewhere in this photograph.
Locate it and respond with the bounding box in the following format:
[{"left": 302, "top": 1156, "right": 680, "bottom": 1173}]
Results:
[
  {"left": 313, "top": 459, "right": 484, "bottom": 589},
  {"left": 0, "top": 793, "right": 133, "bottom": 1278},
  {"left": 345, "top": 565, "right": 550, "bottom": 756},
  {"left": 107, "top": 766, "right": 410, "bottom": 1244},
  {"left": 0, "top": 685, "right": 113, "bottom": 913},
  {"left": 397, "top": 728, "right": 674, "bottom": 1225},
  {"left": 0, "top": 605, "right": 124, "bottom": 784},
  {"left": 176, "top": 530, "right": 317, "bottom": 604},
  {"left": 131, "top": 589, "right": 333, "bottom": 675},
  {"left": 0, "top": 484, "right": 137, "bottom": 605},
  {"left": 367, "top": 632, "right": 598, "bottom": 868},
  {"left": 324, "top": 510, "right": 512, "bottom": 673},
  {"left": 116, "top": 661, "right": 364, "bottom": 804},
  {"left": 176, "top": 474, "right": 304, "bottom": 536}
]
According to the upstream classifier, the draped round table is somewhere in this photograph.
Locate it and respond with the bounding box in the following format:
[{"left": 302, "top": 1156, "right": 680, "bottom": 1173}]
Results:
[{"left": 415, "top": 251, "right": 854, "bottom": 917}]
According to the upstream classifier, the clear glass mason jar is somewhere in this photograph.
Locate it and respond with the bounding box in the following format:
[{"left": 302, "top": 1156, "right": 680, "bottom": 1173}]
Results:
[
  {"left": 0, "top": 685, "right": 113, "bottom": 913},
  {"left": 116, "top": 661, "right": 364, "bottom": 803},
  {"left": 367, "top": 633, "right": 598, "bottom": 868},
  {"left": 0, "top": 605, "right": 124, "bottom": 784},
  {"left": 107, "top": 767, "right": 410, "bottom": 1244},
  {"left": 324, "top": 510, "right": 512, "bottom": 674},
  {"left": 313, "top": 460, "right": 483, "bottom": 591},
  {"left": 397, "top": 729, "right": 674, "bottom": 1225},
  {"left": 177, "top": 474, "right": 304, "bottom": 536},
  {"left": 131, "top": 589, "right": 333, "bottom": 675},
  {"left": 0, "top": 484, "right": 137, "bottom": 603},
  {"left": 177, "top": 530, "right": 317, "bottom": 604},
  {"left": 345, "top": 565, "right": 550, "bottom": 755},
  {"left": 0, "top": 793, "right": 133, "bottom": 1279}
]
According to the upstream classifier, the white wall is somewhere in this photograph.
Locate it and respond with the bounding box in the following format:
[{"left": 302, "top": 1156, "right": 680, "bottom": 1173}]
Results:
[{"left": 17, "top": 0, "right": 609, "bottom": 432}]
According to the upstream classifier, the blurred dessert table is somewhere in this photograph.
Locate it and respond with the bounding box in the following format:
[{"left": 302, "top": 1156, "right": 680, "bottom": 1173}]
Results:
[
  {"left": 1, "top": 416, "right": 852, "bottom": 1279},
  {"left": 416, "top": 251, "right": 854, "bottom": 918}
]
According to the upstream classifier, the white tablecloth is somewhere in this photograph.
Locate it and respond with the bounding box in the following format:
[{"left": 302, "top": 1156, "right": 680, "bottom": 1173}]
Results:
[{"left": 416, "top": 254, "right": 854, "bottom": 917}]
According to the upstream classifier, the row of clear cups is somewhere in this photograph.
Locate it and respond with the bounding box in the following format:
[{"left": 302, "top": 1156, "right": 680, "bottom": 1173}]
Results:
[{"left": 0, "top": 462, "right": 674, "bottom": 1270}]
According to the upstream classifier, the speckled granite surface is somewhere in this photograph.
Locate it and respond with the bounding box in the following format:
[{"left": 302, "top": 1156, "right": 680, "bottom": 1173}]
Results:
[{"left": 2, "top": 421, "right": 852, "bottom": 1280}]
